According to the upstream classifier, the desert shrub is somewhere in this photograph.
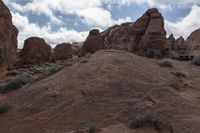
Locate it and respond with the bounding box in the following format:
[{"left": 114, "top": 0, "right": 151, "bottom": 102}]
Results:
[
  {"left": 0, "top": 101, "right": 11, "bottom": 115},
  {"left": 129, "top": 113, "right": 173, "bottom": 133},
  {"left": 129, "top": 113, "right": 150, "bottom": 128},
  {"left": 80, "top": 59, "right": 88, "bottom": 64},
  {"left": 192, "top": 55, "right": 200, "bottom": 66},
  {"left": 6, "top": 70, "right": 18, "bottom": 76},
  {"left": 87, "top": 124, "right": 96, "bottom": 133},
  {"left": 0, "top": 73, "right": 34, "bottom": 93},
  {"left": 159, "top": 59, "right": 174, "bottom": 68},
  {"left": 174, "top": 70, "right": 188, "bottom": 78},
  {"left": 44, "top": 66, "right": 62, "bottom": 76}
]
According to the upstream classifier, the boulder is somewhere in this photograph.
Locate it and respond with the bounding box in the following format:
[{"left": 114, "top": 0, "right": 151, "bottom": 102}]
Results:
[
  {"left": 19, "top": 37, "right": 52, "bottom": 65},
  {"left": 186, "top": 29, "right": 200, "bottom": 55},
  {"left": 0, "top": 0, "right": 18, "bottom": 72},
  {"left": 82, "top": 29, "right": 104, "bottom": 54},
  {"left": 174, "top": 36, "right": 188, "bottom": 55},
  {"left": 52, "top": 43, "right": 73, "bottom": 61},
  {"left": 133, "top": 8, "right": 167, "bottom": 58}
]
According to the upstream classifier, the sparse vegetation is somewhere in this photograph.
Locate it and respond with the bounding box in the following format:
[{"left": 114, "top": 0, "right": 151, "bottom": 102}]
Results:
[
  {"left": 88, "top": 124, "right": 96, "bottom": 133},
  {"left": 0, "top": 101, "right": 11, "bottom": 115},
  {"left": 159, "top": 59, "right": 174, "bottom": 68},
  {"left": 174, "top": 70, "right": 188, "bottom": 78},
  {"left": 0, "top": 73, "right": 34, "bottom": 93},
  {"left": 81, "top": 59, "right": 88, "bottom": 64},
  {"left": 129, "top": 113, "right": 152, "bottom": 128},
  {"left": 192, "top": 55, "right": 200, "bottom": 66},
  {"left": 129, "top": 113, "right": 173, "bottom": 133},
  {"left": 44, "top": 66, "right": 62, "bottom": 76}
]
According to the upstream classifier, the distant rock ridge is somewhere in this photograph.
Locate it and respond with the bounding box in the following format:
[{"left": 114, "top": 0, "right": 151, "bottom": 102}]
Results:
[
  {"left": 0, "top": 0, "right": 18, "bottom": 72},
  {"left": 83, "top": 8, "right": 168, "bottom": 58}
]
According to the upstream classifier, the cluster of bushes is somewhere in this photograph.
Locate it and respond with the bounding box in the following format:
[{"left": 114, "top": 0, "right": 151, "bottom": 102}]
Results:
[
  {"left": 158, "top": 59, "right": 174, "bottom": 68},
  {"left": 192, "top": 55, "right": 200, "bottom": 66},
  {"left": 0, "top": 73, "right": 34, "bottom": 93},
  {"left": 0, "top": 101, "right": 11, "bottom": 115},
  {"left": 129, "top": 113, "right": 173, "bottom": 133}
]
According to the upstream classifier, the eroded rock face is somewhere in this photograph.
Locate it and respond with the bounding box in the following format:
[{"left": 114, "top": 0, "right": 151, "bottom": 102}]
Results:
[
  {"left": 131, "top": 8, "right": 167, "bottom": 58},
  {"left": 174, "top": 37, "right": 186, "bottom": 52},
  {"left": 167, "top": 34, "right": 175, "bottom": 49},
  {"left": 0, "top": 1, "right": 18, "bottom": 72},
  {"left": 19, "top": 37, "right": 52, "bottom": 65},
  {"left": 52, "top": 43, "right": 73, "bottom": 61},
  {"left": 82, "top": 29, "right": 104, "bottom": 54},
  {"left": 71, "top": 42, "right": 83, "bottom": 57},
  {"left": 87, "top": 8, "right": 167, "bottom": 58},
  {"left": 101, "top": 23, "right": 134, "bottom": 51},
  {"left": 186, "top": 29, "right": 200, "bottom": 55}
]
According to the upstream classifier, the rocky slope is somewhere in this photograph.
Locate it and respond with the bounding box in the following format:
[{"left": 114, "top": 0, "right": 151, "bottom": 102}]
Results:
[{"left": 0, "top": 50, "right": 199, "bottom": 133}]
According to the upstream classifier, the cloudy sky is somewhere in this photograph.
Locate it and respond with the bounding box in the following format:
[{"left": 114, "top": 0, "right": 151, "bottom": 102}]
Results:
[{"left": 3, "top": 0, "right": 200, "bottom": 48}]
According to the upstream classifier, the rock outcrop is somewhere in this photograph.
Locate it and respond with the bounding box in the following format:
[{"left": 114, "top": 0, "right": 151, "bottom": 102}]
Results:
[
  {"left": 101, "top": 23, "right": 134, "bottom": 51},
  {"left": 0, "top": 0, "right": 18, "bottom": 72},
  {"left": 19, "top": 37, "right": 52, "bottom": 65},
  {"left": 186, "top": 29, "right": 200, "bottom": 55},
  {"left": 52, "top": 43, "right": 73, "bottom": 61},
  {"left": 71, "top": 42, "right": 83, "bottom": 57},
  {"left": 167, "top": 34, "right": 176, "bottom": 49},
  {"left": 131, "top": 8, "right": 167, "bottom": 58},
  {"left": 82, "top": 29, "right": 104, "bottom": 54},
  {"left": 85, "top": 8, "right": 167, "bottom": 58},
  {"left": 174, "top": 36, "right": 188, "bottom": 54}
]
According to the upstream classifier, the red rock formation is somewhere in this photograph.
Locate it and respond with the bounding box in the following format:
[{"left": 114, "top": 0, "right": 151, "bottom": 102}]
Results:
[
  {"left": 52, "top": 43, "right": 73, "bottom": 61},
  {"left": 0, "top": 0, "right": 18, "bottom": 72},
  {"left": 102, "top": 23, "right": 134, "bottom": 51},
  {"left": 167, "top": 34, "right": 176, "bottom": 49},
  {"left": 174, "top": 36, "right": 185, "bottom": 50},
  {"left": 100, "top": 8, "right": 168, "bottom": 58},
  {"left": 71, "top": 42, "right": 83, "bottom": 57},
  {"left": 132, "top": 8, "right": 167, "bottom": 58},
  {"left": 82, "top": 29, "right": 104, "bottom": 54},
  {"left": 186, "top": 29, "right": 200, "bottom": 55},
  {"left": 19, "top": 37, "right": 52, "bottom": 65}
]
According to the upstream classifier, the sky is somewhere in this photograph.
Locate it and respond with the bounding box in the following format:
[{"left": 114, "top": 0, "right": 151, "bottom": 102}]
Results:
[{"left": 3, "top": 0, "right": 200, "bottom": 48}]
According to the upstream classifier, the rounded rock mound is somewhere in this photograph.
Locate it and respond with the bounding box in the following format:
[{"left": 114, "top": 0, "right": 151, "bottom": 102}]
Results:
[{"left": 19, "top": 37, "right": 52, "bottom": 65}]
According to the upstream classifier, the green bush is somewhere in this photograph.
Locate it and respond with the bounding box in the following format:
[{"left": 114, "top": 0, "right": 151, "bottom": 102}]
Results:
[
  {"left": 0, "top": 73, "right": 34, "bottom": 93},
  {"left": 44, "top": 66, "right": 62, "bottom": 76},
  {"left": 88, "top": 124, "right": 96, "bottom": 133},
  {"left": 159, "top": 59, "right": 174, "bottom": 68},
  {"left": 192, "top": 55, "right": 200, "bottom": 66},
  {"left": 129, "top": 113, "right": 173, "bottom": 133},
  {"left": 129, "top": 114, "right": 149, "bottom": 128},
  {"left": 174, "top": 70, "right": 188, "bottom": 78},
  {"left": 0, "top": 101, "right": 11, "bottom": 115}
]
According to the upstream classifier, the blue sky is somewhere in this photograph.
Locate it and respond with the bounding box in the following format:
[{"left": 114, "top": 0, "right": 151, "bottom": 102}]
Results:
[{"left": 3, "top": 0, "right": 200, "bottom": 48}]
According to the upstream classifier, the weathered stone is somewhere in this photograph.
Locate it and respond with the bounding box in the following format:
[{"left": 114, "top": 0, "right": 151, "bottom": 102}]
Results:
[
  {"left": 82, "top": 29, "right": 104, "bottom": 54},
  {"left": 19, "top": 37, "right": 52, "bottom": 65},
  {"left": 0, "top": 0, "right": 18, "bottom": 72},
  {"left": 52, "top": 43, "right": 73, "bottom": 61}
]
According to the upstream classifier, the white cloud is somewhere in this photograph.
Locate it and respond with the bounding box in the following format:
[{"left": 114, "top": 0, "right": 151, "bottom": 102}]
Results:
[
  {"left": 3, "top": 0, "right": 200, "bottom": 48},
  {"left": 165, "top": 5, "right": 200, "bottom": 38},
  {"left": 12, "top": 12, "right": 88, "bottom": 48}
]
